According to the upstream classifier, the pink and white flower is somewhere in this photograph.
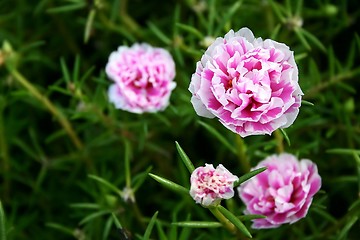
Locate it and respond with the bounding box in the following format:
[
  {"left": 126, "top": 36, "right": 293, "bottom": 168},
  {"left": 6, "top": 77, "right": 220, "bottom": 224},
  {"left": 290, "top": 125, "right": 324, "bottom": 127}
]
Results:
[
  {"left": 238, "top": 153, "right": 321, "bottom": 229},
  {"left": 190, "top": 164, "right": 239, "bottom": 206},
  {"left": 189, "top": 28, "right": 303, "bottom": 137},
  {"left": 106, "top": 43, "right": 176, "bottom": 113}
]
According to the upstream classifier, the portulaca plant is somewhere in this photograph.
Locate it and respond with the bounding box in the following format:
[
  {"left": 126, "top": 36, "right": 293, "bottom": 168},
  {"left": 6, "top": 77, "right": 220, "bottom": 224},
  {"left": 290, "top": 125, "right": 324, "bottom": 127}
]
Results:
[
  {"left": 2, "top": 1, "right": 359, "bottom": 240},
  {"left": 149, "top": 142, "right": 268, "bottom": 238},
  {"left": 149, "top": 28, "right": 321, "bottom": 238}
]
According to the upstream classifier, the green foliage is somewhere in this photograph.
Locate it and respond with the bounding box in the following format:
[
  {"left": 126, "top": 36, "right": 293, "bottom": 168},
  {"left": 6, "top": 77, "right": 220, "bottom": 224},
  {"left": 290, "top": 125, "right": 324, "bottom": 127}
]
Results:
[
  {"left": 175, "top": 141, "right": 195, "bottom": 173},
  {"left": 148, "top": 173, "right": 189, "bottom": 195},
  {"left": 172, "top": 221, "right": 222, "bottom": 228},
  {"left": 217, "top": 205, "right": 251, "bottom": 238},
  {"left": 234, "top": 167, "right": 267, "bottom": 187},
  {"left": 0, "top": 201, "right": 6, "bottom": 240},
  {"left": 1, "top": 0, "right": 360, "bottom": 239}
]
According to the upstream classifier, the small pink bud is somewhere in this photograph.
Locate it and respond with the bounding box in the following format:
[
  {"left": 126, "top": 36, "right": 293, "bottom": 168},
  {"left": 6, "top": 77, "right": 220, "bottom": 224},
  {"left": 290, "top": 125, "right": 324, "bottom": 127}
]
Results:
[{"left": 190, "top": 164, "right": 239, "bottom": 207}]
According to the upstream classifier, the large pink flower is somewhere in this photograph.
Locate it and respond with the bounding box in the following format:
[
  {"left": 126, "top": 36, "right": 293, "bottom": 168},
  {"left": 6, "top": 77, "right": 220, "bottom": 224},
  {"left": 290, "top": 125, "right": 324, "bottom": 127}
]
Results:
[
  {"left": 190, "top": 164, "right": 239, "bottom": 206},
  {"left": 106, "top": 43, "right": 176, "bottom": 113},
  {"left": 189, "top": 28, "right": 303, "bottom": 137},
  {"left": 238, "top": 153, "right": 321, "bottom": 229}
]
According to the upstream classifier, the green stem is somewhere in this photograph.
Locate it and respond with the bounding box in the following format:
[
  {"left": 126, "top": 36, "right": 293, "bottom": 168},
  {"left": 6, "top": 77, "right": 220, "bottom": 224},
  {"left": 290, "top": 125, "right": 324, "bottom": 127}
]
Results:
[
  {"left": 124, "top": 140, "right": 131, "bottom": 188},
  {"left": 90, "top": 104, "right": 135, "bottom": 146},
  {"left": 321, "top": 201, "right": 360, "bottom": 238},
  {"left": 10, "top": 69, "right": 83, "bottom": 150},
  {"left": 304, "top": 68, "right": 360, "bottom": 99},
  {"left": 264, "top": 0, "right": 275, "bottom": 33},
  {"left": 0, "top": 201, "right": 6, "bottom": 240},
  {"left": 8, "top": 69, "right": 96, "bottom": 173},
  {"left": 91, "top": 104, "right": 115, "bottom": 130},
  {"left": 98, "top": 13, "right": 135, "bottom": 41},
  {"left": 274, "top": 129, "right": 284, "bottom": 153},
  {"left": 119, "top": 0, "right": 143, "bottom": 39},
  {"left": 0, "top": 99, "right": 10, "bottom": 201},
  {"left": 209, "top": 207, "right": 236, "bottom": 234},
  {"left": 235, "top": 135, "right": 250, "bottom": 173},
  {"left": 131, "top": 201, "right": 146, "bottom": 230}
]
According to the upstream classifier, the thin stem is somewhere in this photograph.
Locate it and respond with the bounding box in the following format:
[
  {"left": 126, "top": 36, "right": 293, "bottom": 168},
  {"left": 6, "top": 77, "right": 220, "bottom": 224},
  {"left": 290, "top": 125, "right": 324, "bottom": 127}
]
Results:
[
  {"left": 124, "top": 140, "right": 131, "bottom": 188},
  {"left": 235, "top": 135, "right": 251, "bottom": 173},
  {"left": 0, "top": 99, "right": 10, "bottom": 201},
  {"left": 98, "top": 13, "right": 136, "bottom": 41},
  {"left": 90, "top": 104, "right": 136, "bottom": 144},
  {"left": 0, "top": 201, "right": 6, "bottom": 240},
  {"left": 131, "top": 201, "right": 146, "bottom": 230},
  {"left": 91, "top": 104, "right": 115, "bottom": 130},
  {"left": 119, "top": 0, "right": 142, "bottom": 39},
  {"left": 320, "top": 201, "right": 360, "bottom": 238},
  {"left": 264, "top": 0, "right": 275, "bottom": 33},
  {"left": 8, "top": 69, "right": 97, "bottom": 173},
  {"left": 304, "top": 68, "right": 360, "bottom": 99},
  {"left": 274, "top": 129, "right": 284, "bottom": 153},
  {"left": 10, "top": 69, "right": 83, "bottom": 149},
  {"left": 209, "top": 207, "right": 236, "bottom": 233}
]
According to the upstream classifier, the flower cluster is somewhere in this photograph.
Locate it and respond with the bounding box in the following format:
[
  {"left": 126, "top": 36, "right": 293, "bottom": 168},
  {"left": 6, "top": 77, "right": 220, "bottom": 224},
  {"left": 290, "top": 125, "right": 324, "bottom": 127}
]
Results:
[
  {"left": 190, "top": 164, "right": 239, "bottom": 206},
  {"left": 238, "top": 153, "right": 321, "bottom": 229},
  {"left": 106, "top": 29, "right": 321, "bottom": 231},
  {"left": 106, "top": 43, "right": 176, "bottom": 114},
  {"left": 189, "top": 28, "right": 303, "bottom": 137}
]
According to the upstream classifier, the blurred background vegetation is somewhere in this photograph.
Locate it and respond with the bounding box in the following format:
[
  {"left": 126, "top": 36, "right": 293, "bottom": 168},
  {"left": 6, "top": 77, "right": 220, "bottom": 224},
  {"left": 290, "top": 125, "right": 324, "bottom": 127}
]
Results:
[{"left": 0, "top": 0, "right": 360, "bottom": 239}]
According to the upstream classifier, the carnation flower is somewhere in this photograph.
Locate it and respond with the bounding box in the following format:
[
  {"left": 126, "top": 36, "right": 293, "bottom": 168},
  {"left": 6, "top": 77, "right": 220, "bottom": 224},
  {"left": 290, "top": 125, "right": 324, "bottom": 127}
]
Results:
[
  {"left": 106, "top": 43, "right": 176, "bottom": 113},
  {"left": 189, "top": 28, "right": 303, "bottom": 137},
  {"left": 190, "top": 164, "right": 239, "bottom": 206},
  {"left": 238, "top": 153, "right": 321, "bottom": 229}
]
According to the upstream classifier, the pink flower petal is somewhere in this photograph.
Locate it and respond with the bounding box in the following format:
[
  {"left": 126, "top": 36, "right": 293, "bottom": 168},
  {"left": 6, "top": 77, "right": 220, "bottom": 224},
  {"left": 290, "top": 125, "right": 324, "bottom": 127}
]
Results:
[
  {"left": 190, "top": 164, "right": 239, "bottom": 207},
  {"left": 238, "top": 153, "right": 321, "bottom": 229},
  {"left": 189, "top": 28, "right": 303, "bottom": 137},
  {"left": 105, "top": 43, "right": 176, "bottom": 113}
]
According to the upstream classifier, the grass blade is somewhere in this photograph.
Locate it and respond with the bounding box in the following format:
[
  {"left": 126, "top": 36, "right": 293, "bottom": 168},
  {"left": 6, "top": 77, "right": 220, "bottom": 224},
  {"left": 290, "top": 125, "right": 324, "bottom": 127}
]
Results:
[
  {"left": 60, "top": 58, "right": 71, "bottom": 84},
  {"left": 156, "top": 221, "right": 168, "bottom": 240},
  {"left": 279, "top": 128, "right": 291, "bottom": 147},
  {"left": 175, "top": 141, "right": 195, "bottom": 173},
  {"left": 300, "top": 28, "right": 326, "bottom": 53},
  {"left": 238, "top": 214, "right": 266, "bottom": 221},
  {"left": 84, "top": 9, "right": 96, "bottom": 43},
  {"left": 234, "top": 167, "right": 267, "bottom": 187},
  {"left": 70, "top": 203, "right": 100, "bottom": 210},
  {"left": 294, "top": 28, "right": 311, "bottom": 50},
  {"left": 45, "top": 223, "right": 74, "bottom": 236},
  {"left": 217, "top": 206, "right": 252, "bottom": 238},
  {"left": 214, "top": 1, "right": 242, "bottom": 35},
  {"left": 47, "top": 2, "right": 86, "bottom": 13},
  {"left": 88, "top": 174, "right": 122, "bottom": 196},
  {"left": 337, "top": 216, "right": 358, "bottom": 240},
  {"left": 172, "top": 221, "right": 222, "bottom": 228},
  {"left": 79, "top": 210, "right": 111, "bottom": 225},
  {"left": 112, "top": 213, "right": 123, "bottom": 229},
  {"left": 198, "top": 121, "right": 237, "bottom": 154},
  {"left": 176, "top": 23, "right": 204, "bottom": 39},
  {"left": 302, "top": 100, "right": 315, "bottom": 106},
  {"left": 143, "top": 211, "right": 159, "bottom": 240},
  {"left": 327, "top": 149, "right": 360, "bottom": 155},
  {"left": 0, "top": 201, "right": 6, "bottom": 240},
  {"left": 148, "top": 173, "right": 189, "bottom": 195},
  {"left": 147, "top": 22, "right": 172, "bottom": 45}
]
